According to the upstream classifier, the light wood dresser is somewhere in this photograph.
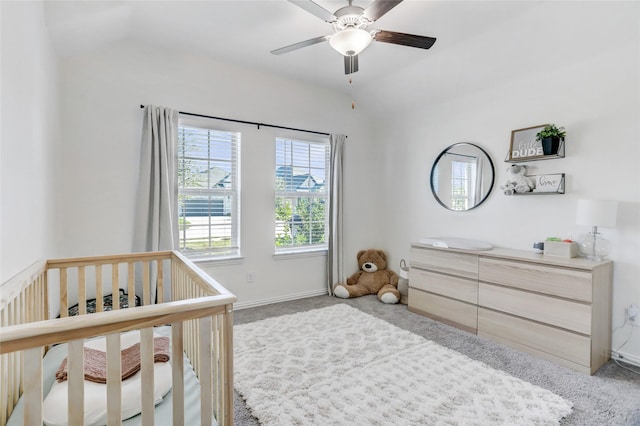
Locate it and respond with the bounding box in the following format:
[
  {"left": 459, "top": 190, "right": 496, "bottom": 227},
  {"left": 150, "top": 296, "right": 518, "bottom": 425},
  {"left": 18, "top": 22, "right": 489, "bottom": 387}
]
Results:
[{"left": 408, "top": 242, "right": 613, "bottom": 374}]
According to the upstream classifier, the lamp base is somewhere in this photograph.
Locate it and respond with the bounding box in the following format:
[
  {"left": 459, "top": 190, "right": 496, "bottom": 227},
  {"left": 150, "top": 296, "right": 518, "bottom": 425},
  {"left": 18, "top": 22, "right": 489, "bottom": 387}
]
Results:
[{"left": 578, "top": 232, "right": 611, "bottom": 261}]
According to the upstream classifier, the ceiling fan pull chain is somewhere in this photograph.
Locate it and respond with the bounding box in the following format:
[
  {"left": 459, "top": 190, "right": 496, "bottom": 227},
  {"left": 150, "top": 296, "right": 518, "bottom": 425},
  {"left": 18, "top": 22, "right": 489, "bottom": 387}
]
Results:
[{"left": 350, "top": 77, "right": 355, "bottom": 109}]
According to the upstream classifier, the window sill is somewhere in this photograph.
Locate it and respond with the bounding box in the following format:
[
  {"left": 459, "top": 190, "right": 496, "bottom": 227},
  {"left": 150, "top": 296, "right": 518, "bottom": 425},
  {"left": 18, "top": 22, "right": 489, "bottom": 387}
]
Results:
[
  {"left": 273, "top": 249, "right": 327, "bottom": 261},
  {"left": 191, "top": 255, "right": 244, "bottom": 267}
]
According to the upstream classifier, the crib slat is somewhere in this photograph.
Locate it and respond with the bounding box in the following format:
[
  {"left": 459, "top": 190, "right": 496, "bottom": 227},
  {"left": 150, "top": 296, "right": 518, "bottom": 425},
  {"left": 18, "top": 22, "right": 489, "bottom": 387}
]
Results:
[
  {"left": 222, "top": 305, "right": 234, "bottom": 425},
  {"left": 8, "top": 301, "right": 19, "bottom": 410},
  {"left": 96, "top": 264, "right": 104, "bottom": 312},
  {"left": 23, "top": 347, "right": 43, "bottom": 425},
  {"left": 212, "top": 316, "right": 221, "bottom": 419},
  {"left": 15, "top": 350, "right": 22, "bottom": 408},
  {"left": 199, "top": 316, "right": 213, "bottom": 426},
  {"left": 128, "top": 262, "right": 135, "bottom": 307},
  {"left": 157, "top": 260, "right": 164, "bottom": 303},
  {"left": 78, "top": 266, "right": 87, "bottom": 315},
  {"left": 68, "top": 339, "right": 85, "bottom": 426},
  {"left": 172, "top": 322, "right": 185, "bottom": 426},
  {"left": 140, "top": 327, "right": 154, "bottom": 426},
  {"left": 25, "top": 283, "right": 31, "bottom": 323},
  {"left": 112, "top": 264, "right": 120, "bottom": 310},
  {"left": 143, "top": 261, "right": 150, "bottom": 305},
  {"left": 106, "top": 333, "right": 122, "bottom": 425},
  {"left": 60, "top": 268, "right": 68, "bottom": 317},
  {"left": 0, "top": 354, "right": 7, "bottom": 425},
  {"left": 1, "top": 303, "right": 10, "bottom": 424}
]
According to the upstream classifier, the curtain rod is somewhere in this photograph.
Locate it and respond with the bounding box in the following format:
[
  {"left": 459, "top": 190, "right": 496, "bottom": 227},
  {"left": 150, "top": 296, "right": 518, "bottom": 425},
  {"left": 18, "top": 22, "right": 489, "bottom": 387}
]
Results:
[{"left": 140, "top": 105, "right": 331, "bottom": 137}]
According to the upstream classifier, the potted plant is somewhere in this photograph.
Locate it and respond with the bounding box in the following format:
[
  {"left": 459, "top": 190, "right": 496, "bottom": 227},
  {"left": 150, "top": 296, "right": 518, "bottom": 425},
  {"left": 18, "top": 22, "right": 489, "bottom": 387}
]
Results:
[{"left": 536, "top": 124, "right": 566, "bottom": 156}]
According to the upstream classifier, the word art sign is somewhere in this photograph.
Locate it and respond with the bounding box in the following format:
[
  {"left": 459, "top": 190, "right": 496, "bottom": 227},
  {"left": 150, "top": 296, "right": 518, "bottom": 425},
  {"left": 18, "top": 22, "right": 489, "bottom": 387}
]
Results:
[
  {"left": 508, "top": 125, "right": 546, "bottom": 161},
  {"left": 534, "top": 173, "right": 564, "bottom": 193}
]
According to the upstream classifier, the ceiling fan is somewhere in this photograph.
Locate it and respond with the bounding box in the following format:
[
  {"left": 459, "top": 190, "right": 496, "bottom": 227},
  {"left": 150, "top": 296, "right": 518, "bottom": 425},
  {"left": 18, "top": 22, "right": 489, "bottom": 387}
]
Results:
[{"left": 271, "top": 0, "right": 437, "bottom": 74}]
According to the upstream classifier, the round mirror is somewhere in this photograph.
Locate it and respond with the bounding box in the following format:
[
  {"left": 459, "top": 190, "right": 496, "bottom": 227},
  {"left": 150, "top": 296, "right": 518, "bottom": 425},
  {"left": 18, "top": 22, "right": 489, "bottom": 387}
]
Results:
[{"left": 430, "top": 143, "right": 495, "bottom": 211}]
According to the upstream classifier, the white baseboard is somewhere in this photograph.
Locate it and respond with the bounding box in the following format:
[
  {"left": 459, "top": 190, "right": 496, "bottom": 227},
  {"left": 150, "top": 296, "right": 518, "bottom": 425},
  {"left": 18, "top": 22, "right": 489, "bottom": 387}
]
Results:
[
  {"left": 611, "top": 350, "right": 640, "bottom": 368},
  {"left": 234, "top": 288, "right": 329, "bottom": 310}
]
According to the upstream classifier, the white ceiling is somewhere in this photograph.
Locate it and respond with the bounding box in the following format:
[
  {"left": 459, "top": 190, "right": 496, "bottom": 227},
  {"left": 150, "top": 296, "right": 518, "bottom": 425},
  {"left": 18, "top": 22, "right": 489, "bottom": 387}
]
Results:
[{"left": 42, "top": 1, "right": 629, "bottom": 115}]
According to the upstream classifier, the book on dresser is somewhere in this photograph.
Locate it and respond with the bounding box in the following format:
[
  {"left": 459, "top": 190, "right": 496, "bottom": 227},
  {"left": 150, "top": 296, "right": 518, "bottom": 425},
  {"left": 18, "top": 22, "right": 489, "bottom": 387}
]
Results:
[{"left": 408, "top": 242, "right": 613, "bottom": 375}]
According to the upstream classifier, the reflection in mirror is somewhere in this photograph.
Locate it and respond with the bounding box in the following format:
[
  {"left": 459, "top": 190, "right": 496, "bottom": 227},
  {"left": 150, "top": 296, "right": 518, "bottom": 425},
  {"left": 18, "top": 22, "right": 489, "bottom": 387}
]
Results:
[{"left": 430, "top": 143, "right": 495, "bottom": 211}]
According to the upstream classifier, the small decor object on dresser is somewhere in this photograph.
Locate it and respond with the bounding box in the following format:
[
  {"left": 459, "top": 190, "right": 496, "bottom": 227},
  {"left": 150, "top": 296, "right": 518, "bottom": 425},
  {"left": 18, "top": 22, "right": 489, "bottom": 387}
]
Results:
[
  {"left": 535, "top": 124, "right": 566, "bottom": 156},
  {"left": 544, "top": 238, "right": 579, "bottom": 258}
]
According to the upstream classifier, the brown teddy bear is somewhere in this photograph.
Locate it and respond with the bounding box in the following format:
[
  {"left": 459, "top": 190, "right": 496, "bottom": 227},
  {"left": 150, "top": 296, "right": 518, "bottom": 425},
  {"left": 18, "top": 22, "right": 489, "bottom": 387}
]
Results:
[{"left": 333, "top": 249, "right": 400, "bottom": 304}]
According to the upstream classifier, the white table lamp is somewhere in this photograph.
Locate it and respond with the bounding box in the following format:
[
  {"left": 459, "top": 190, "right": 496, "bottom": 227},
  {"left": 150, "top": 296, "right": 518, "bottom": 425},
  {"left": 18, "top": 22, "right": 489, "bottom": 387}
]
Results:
[{"left": 576, "top": 199, "right": 618, "bottom": 260}]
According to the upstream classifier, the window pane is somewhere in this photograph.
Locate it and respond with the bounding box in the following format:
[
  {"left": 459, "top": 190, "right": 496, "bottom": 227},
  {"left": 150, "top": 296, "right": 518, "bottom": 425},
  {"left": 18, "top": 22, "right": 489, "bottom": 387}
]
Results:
[
  {"left": 450, "top": 160, "right": 475, "bottom": 211},
  {"left": 178, "top": 122, "right": 239, "bottom": 259},
  {"left": 275, "top": 137, "right": 329, "bottom": 251}
]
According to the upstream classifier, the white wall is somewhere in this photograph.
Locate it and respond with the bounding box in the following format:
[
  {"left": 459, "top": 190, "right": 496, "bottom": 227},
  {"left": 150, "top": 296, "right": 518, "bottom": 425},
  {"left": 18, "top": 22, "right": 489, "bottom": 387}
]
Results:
[
  {"left": 1, "top": 1, "right": 60, "bottom": 283},
  {"left": 57, "top": 40, "right": 381, "bottom": 307},
  {"left": 376, "top": 3, "right": 640, "bottom": 360}
]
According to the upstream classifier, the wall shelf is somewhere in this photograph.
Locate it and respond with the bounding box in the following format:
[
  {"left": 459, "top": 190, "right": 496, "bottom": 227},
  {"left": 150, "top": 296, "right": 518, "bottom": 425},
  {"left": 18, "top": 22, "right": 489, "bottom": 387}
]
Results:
[{"left": 507, "top": 173, "right": 565, "bottom": 195}]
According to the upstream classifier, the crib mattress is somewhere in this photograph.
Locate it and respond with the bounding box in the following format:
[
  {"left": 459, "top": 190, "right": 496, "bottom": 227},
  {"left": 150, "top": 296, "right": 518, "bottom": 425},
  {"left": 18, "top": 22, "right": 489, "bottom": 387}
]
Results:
[{"left": 7, "top": 326, "right": 217, "bottom": 426}]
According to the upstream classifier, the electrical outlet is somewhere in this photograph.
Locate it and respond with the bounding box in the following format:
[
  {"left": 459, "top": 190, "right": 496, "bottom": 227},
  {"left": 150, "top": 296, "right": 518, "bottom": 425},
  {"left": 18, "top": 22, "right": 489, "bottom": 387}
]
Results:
[
  {"left": 626, "top": 303, "right": 639, "bottom": 325},
  {"left": 247, "top": 272, "right": 255, "bottom": 284}
]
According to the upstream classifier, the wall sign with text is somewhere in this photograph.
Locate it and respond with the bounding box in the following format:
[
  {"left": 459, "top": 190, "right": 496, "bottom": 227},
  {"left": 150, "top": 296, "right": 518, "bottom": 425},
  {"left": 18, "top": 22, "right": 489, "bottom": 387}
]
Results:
[
  {"left": 507, "top": 125, "right": 547, "bottom": 161},
  {"left": 533, "top": 173, "right": 565, "bottom": 193}
]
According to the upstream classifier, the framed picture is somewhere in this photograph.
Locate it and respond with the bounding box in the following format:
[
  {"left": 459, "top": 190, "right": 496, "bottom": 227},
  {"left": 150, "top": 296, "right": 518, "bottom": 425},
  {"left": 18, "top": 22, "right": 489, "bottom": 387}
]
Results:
[{"left": 508, "top": 124, "right": 548, "bottom": 161}]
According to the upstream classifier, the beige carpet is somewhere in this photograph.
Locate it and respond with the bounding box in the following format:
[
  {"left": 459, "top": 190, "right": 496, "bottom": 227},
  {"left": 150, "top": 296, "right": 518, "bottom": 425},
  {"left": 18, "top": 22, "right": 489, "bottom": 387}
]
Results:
[{"left": 234, "top": 304, "right": 572, "bottom": 425}]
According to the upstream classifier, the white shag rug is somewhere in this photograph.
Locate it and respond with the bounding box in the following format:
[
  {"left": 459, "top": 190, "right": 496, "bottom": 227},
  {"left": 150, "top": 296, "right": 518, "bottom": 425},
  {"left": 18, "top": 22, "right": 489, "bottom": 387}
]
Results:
[{"left": 234, "top": 304, "right": 573, "bottom": 425}]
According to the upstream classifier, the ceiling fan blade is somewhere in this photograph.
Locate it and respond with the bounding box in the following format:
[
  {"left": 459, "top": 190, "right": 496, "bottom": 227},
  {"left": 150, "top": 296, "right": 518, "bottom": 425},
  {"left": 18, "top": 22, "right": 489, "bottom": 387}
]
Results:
[
  {"left": 372, "top": 30, "right": 436, "bottom": 49},
  {"left": 271, "top": 35, "right": 331, "bottom": 55},
  {"left": 344, "top": 55, "right": 359, "bottom": 75},
  {"left": 363, "top": 0, "right": 403, "bottom": 22},
  {"left": 288, "top": 0, "right": 337, "bottom": 22}
]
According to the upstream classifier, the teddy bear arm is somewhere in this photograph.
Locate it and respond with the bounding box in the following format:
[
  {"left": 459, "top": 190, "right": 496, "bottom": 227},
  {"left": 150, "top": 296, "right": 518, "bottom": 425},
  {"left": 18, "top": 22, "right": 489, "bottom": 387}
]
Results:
[
  {"left": 388, "top": 270, "right": 399, "bottom": 286},
  {"left": 346, "top": 271, "right": 363, "bottom": 286}
]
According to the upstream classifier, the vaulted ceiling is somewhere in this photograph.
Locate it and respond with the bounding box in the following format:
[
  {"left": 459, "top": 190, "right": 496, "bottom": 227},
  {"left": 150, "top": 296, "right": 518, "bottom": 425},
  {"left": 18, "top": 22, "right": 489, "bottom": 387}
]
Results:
[{"left": 42, "top": 1, "right": 631, "bottom": 114}]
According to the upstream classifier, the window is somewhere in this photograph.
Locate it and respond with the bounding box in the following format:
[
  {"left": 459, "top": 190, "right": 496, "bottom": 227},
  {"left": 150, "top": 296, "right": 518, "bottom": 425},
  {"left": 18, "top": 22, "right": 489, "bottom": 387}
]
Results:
[
  {"left": 275, "top": 137, "right": 329, "bottom": 252},
  {"left": 177, "top": 119, "right": 240, "bottom": 259},
  {"left": 450, "top": 159, "right": 476, "bottom": 211}
]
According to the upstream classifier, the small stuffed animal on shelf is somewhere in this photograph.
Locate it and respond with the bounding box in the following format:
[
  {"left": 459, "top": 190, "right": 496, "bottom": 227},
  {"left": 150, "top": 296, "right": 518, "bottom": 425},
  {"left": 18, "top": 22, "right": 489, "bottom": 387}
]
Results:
[
  {"left": 502, "top": 164, "right": 535, "bottom": 195},
  {"left": 333, "top": 249, "right": 400, "bottom": 304}
]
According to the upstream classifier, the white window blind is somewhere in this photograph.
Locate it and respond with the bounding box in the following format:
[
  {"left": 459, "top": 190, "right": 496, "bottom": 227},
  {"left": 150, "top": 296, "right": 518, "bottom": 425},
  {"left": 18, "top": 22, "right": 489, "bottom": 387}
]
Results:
[
  {"left": 178, "top": 120, "right": 240, "bottom": 259},
  {"left": 275, "top": 137, "right": 330, "bottom": 252},
  {"left": 450, "top": 160, "right": 476, "bottom": 211}
]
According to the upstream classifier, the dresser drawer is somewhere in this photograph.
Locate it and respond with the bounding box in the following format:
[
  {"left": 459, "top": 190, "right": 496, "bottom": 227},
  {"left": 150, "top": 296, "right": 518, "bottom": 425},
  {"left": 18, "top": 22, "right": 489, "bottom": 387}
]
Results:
[
  {"left": 410, "top": 247, "right": 478, "bottom": 279},
  {"left": 408, "top": 288, "right": 477, "bottom": 332},
  {"left": 479, "top": 258, "right": 593, "bottom": 302},
  {"left": 409, "top": 268, "right": 478, "bottom": 304},
  {"left": 478, "top": 308, "right": 591, "bottom": 367},
  {"left": 478, "top": 283, "right": 592, "bottom": 334}
]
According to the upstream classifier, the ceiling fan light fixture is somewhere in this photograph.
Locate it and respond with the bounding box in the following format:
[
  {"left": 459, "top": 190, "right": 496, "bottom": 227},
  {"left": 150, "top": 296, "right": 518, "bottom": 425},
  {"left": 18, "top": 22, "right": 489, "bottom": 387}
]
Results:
[{"left": 329, "top": 28, "right": 372, "bottom": 56}]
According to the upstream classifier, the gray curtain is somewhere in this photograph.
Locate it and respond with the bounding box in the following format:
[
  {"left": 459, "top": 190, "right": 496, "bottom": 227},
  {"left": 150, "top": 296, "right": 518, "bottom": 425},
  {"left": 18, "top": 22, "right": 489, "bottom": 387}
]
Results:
[
  {"left": 327, "top": 134, "right": 345, "bottom": 295},
  {"left": 132, "top": 105, "right": 179, "bottom": 300}
]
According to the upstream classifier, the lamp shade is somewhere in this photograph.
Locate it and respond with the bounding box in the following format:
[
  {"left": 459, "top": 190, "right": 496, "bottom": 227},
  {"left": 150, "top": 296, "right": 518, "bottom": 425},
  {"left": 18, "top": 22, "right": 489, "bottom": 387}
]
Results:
[
  {"left": 329, "top": 28, "right": 372, "bottom": 56},
  {"left": 576, "top": 199, "right": 618, "bottom": 228}
]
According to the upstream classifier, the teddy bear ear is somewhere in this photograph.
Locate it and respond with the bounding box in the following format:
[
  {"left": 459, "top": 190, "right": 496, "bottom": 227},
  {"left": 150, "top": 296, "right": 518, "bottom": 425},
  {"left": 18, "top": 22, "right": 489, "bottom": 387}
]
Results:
[
  {"left": 377, "top": 250, "right": 387, "bottom": 261},
  {"left": 357, "top": 250, "right": 366, "bottom": 259}
]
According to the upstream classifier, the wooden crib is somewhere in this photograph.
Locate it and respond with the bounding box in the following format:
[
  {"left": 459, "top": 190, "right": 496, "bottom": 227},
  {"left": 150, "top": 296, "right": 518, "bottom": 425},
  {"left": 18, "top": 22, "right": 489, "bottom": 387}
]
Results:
[{"left": 0, "top": 250, "right": 236, "bottom": 426}]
